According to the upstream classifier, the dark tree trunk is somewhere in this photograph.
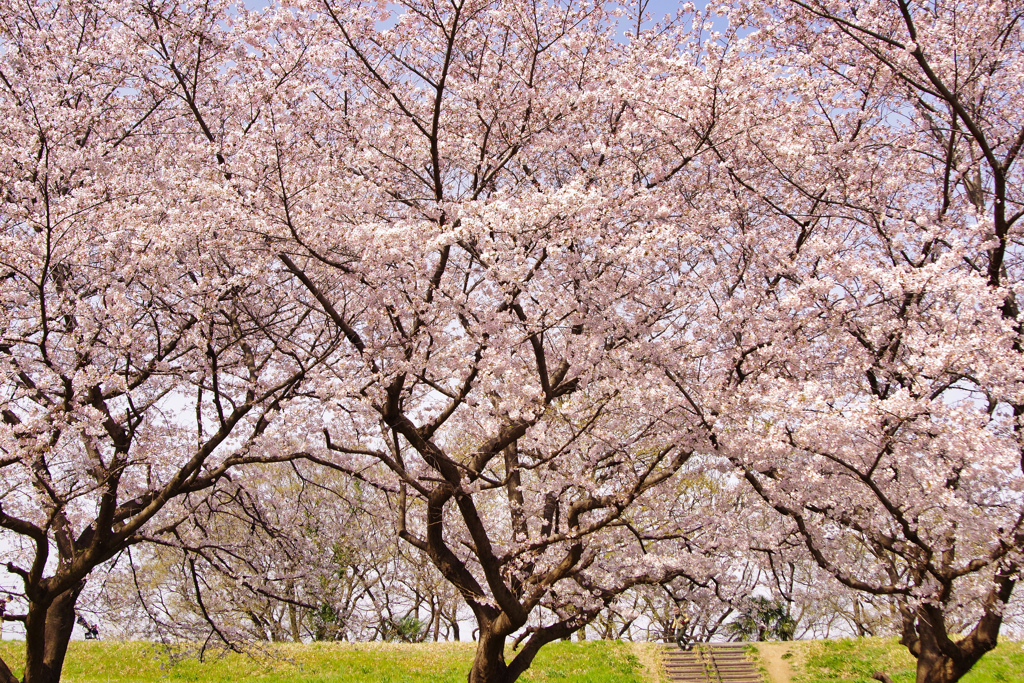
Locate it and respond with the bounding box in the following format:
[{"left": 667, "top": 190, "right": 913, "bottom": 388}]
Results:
[
  {"left": 900, "top": 573, "right": 1013, "bottom": 683},
  {"left": 467, "top": 629, "right": 513, "bottom": 683},
  {"left": 910, "top": 626, "right": 991, "bottom": 683},
  {"left": 0, "top": 655, "right": 18, "bottom": 683},
  {"left": 466, "top": 614, "right": 585, "bottom": 683},
  {"left": 913, "top": 639, "right": 976, "bottom": 683},
  {"left": 22, "top": 584, "right": 83, "bottom": 683}
]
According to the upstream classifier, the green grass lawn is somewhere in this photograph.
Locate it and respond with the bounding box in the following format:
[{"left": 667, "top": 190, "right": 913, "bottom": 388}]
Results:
[
  {"left": 3, "top": 636, "right": 1022, "bottom": 683},
  {"left": 792, "top": 637, "right": 1024, "bottom": 683},
  {"left": 0, "top": 640, "right": 648, "bottom": 683}
]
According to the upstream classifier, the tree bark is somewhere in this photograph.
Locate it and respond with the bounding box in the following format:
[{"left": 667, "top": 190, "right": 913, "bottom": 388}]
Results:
[
  {"left": 900, "top": 583, "right": 1011, "bottom": 683},
  {"left": 0, "top": 655, "right": 18, "bottom": 683},
  {"left": 468, "top": 629, "right": 513, "bottom": 683},
  {"left": 913, "top": 642, "right": 971, "bottom": 683},
  {"left": 466, "top": 624, "right": 564, "bottom": 683},
  {"left": 22, "top": 584, "right": 83, "bottom": 683},
  {"left": 910, "top": 631, "right": 989, "bottom": 683}
]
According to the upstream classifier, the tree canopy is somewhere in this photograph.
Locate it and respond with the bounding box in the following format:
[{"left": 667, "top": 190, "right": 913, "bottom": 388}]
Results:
[{"left": 1, "top": 2, "right": 1022, "bottom": 683}]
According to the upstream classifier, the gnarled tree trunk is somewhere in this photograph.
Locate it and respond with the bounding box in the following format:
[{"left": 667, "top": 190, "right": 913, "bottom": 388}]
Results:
[
  {"left": 21, "top": 584, "right": 84, "bottom": 683},
  {"left": 467, "top": 619, "right": 569, "bottom": 683},
  {"left": 900, "top": 572, "right": 1014, "bottom": 683},
  {"left": 468, "top": 629, "right": 514, "bottom": 683},
  {"left": 0, "top": 656, "right": 17, "bottom": 683}
]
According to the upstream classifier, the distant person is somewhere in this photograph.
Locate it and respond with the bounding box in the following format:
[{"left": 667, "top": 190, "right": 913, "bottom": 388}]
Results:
[
  {"left": 75, "top": 614, "right": 99, "bottom": 640},
  {"left": 672, "top": 606, "right": 692, "bottom": 651},
  {"left": 0, "top": 596, "right": 6, "bottom": 639}
]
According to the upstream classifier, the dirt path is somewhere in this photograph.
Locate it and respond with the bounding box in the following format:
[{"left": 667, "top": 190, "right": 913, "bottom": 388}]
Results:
[
  {"left": 631, "top": 642, "right": 666, "bottom": 682},
  {"left": 754, "top": 642, "right": 799, "bottom": 683}
]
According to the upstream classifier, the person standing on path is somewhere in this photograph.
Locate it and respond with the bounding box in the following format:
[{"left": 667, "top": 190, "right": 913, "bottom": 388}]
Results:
[{"left": 672, "top": 606, "right": 692, "bottom": 651}]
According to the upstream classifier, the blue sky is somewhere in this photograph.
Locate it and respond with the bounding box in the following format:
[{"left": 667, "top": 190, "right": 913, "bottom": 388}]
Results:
[{"left": 241, "top": 1, "right": 696, "bottom": 21}]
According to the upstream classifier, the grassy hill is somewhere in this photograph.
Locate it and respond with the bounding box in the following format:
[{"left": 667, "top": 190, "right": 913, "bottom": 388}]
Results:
[
  {"left": 1, "top": 637, "right": 1021, "bottom": 682},
  {"left": 753, "top": 637, "right": 1024, "bottom": 683},
  {"left": 0, "top": 640, "right": 653, "bottom": 683}
]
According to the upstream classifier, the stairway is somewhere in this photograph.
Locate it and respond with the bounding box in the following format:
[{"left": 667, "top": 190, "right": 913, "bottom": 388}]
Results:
[{"left": 662, "top": 643, "right": 764, "bottom": 683}]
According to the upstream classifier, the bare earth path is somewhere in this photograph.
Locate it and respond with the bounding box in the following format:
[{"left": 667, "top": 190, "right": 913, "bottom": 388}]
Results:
[
  {"left": 753, "top": 642, "right": 798, "bottom": 683},
  {"left": 633, "top": 642, "right": 667, "bottom": 682}
]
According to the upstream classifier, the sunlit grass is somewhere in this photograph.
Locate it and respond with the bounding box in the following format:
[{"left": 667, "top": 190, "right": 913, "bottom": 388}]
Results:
[
  {"left": 792, "top": 637, "right": 1024, "bottom": 683},
  {"left": 6, "top": 636, "right": 1021, "bottom": 682},
  {"left": 0, "top": 639, "right": 647, "bottom": 682}
]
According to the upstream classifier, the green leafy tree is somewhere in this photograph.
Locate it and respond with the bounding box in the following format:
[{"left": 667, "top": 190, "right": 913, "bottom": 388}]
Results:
[{"left": 727, "top": 597, "right": 796, "bottom": 642}]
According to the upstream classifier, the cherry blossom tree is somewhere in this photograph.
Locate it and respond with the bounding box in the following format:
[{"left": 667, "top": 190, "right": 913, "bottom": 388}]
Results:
[
  {"left": 7, "top": 4, "right": 1020, "bottom": 683},
  {"left": 0, "top": 1, "right": 739, "bottom": 680},
  {"left": 239, "top": 1, "right": 760, "bottom": 681},
  {"left": 96, "top": 462, "right": 465, "bottom": 645},
  {"left": 0, "top": 1, "right": 333, "bottom": 681},
  {"left": 640, "top": 2, "right": 1024, "bottom": 681}
]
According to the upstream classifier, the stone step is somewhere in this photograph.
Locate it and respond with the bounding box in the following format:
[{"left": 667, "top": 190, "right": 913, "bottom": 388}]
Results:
[
  {"left": 665, "top": 661, "right": 756, "bottom": 666},
  {"left": 661, "top": 643, "right": 764, "bottom": 683},
  {"left": 664, "top": 664, "right": 708, "bottom": 669},
  {"left": 666, "top": 660, "right": 751, "bottom": 667},
  {"left": 661, "top": 642, "right": 749, "bottom": 648},
  {"left": 666, "top": 674, "right": 763, "bottom": 680},
  {"left": 665, "top": 655, "right": 748, "bottom": 661}
]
